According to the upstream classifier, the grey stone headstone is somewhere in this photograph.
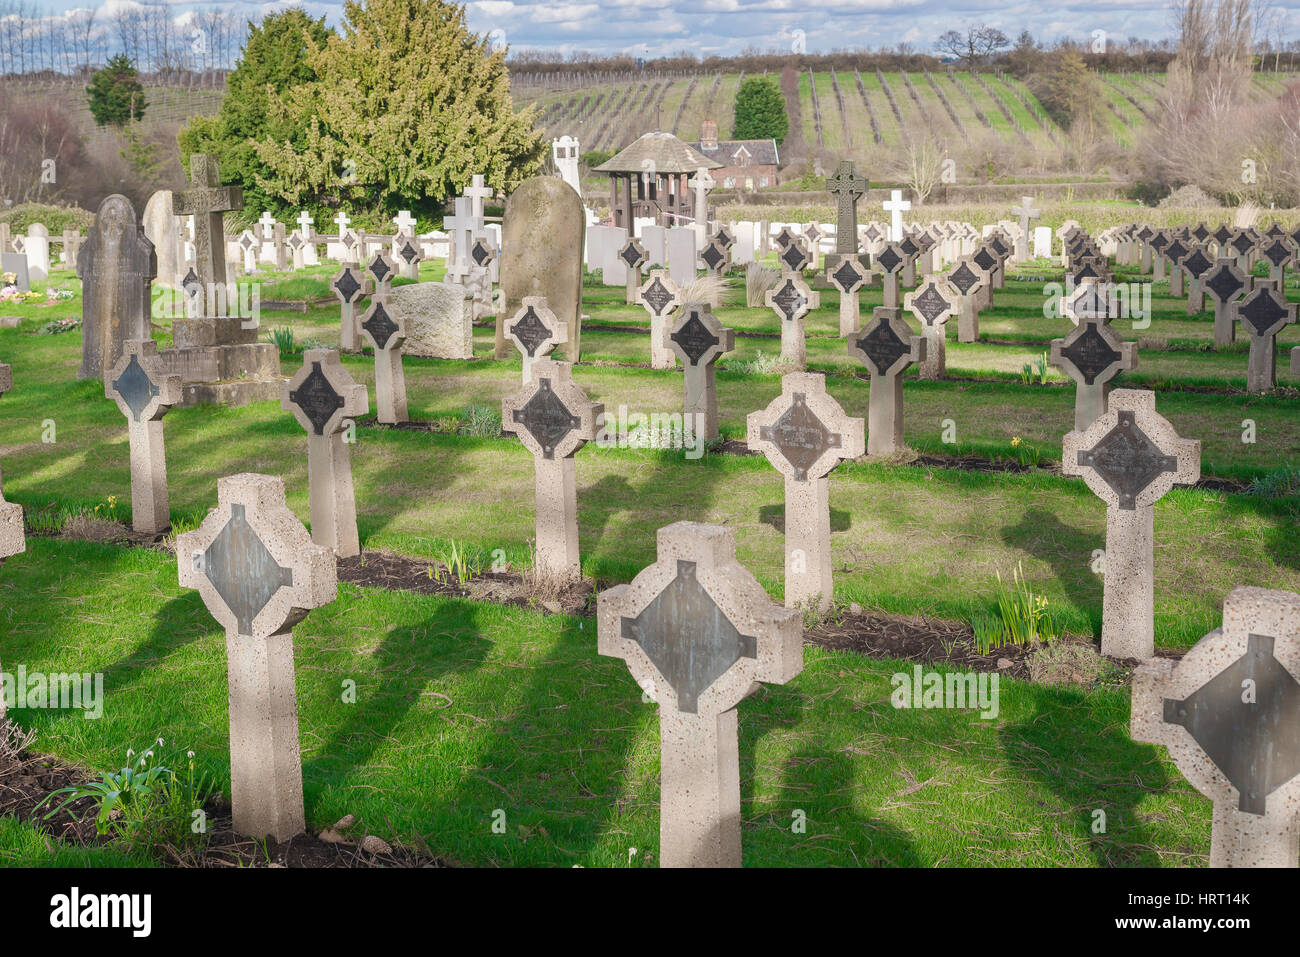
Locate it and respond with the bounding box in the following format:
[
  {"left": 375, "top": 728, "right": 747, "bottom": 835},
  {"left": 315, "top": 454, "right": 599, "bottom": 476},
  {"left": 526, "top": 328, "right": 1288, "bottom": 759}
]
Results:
[{"left": 77, "top": 194, "right": 157, "bottom": 381}]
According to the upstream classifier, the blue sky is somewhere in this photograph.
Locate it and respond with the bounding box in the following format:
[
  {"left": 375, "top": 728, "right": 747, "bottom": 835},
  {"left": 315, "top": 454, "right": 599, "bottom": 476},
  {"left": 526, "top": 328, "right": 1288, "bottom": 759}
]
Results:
[{"left": 25, "top": 0, "right": 1300, "bottom": 57}]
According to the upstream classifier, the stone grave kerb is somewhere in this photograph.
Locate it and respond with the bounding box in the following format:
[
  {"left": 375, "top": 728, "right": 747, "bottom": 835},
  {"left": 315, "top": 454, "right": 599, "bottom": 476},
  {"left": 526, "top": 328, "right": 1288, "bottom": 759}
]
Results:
[
  {"left": 506, "top": 296, "right": 569, "bottom": 383},
  {"left": 1062, "top": 389, "right": 1200, "bottom": 660},
  {"left": 597, "top": 521, "right": 803, "bottom": 867},
  {"left": 746, "top": 373, "right": 864, "bottom": 611},
  {"left": 1133, "top": 586, "right": 1300, "bottom": 867},
  {"left": 1050, "top": 317, "right": 1138, "bottom": 431}
]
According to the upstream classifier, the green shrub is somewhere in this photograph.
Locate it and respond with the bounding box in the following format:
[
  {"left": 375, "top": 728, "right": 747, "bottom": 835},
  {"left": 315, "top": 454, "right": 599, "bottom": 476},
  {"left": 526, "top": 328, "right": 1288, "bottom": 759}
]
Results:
[{"left": 0, "top": 203, "right": 94, "bottom": 236}]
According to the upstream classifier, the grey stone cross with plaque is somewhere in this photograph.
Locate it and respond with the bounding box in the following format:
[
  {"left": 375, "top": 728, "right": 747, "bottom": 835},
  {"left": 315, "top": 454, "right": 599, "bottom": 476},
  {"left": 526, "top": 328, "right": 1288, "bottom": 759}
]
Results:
[
  {"left": 1063, "top": 389, "right": 1200, "bottom": 659},
  {"left": 178, "top": 473, "right": 336, "bottom": 842},
  {"left": 765, "top": 266, "right": 818, "bottom": 370},
  {"left": 502, "top": 360, "right": 602, "bottom": 581},
  {"left": 598, "top": 521, "right": 802, "bottom": 867},
  {"left": 664, "top": 303, "right": 735, "bottom": 441},
  {"left": 1051, "top": 316, "right": 1138, "bottom": 430},
  {"left": 506, "top": 296, "right": 569, "bottom": 383},
  {"left": 638, "top": 268, "right": 682, "bottom": 370},
  {"left": 105, "top": 339, "right": 183, "bottom": 536},
  {"left": 849, "top": 306, "right": 925, "bottom": 456},
  {"left": 282, "top": 349, "right": 369, "bottom": 557},
  {"left": 827, "top": 255, "right": 870, "bottom": 337},
  {"left": 619, "top": 237, "right": 649, "bottom": 305},
  {"left": 747, "top": 372, "right": 864, "bottom": 611},
  {"left": 359, "top": 252, "right": 407, "bottom": 423},
  {"left": 331, "top": 264, "right": 372, "bottom": 353},
  {"left": 1133, "top": 586, "right": 1300, "bottom": 866},
  {"left": 1233, "top": 285, "right": 1297, "bottom": 393},
  {"left": 1203, "top": 259, "right": 1248, "bottom": 347},
  {"left": 905, "top": 277, "right": 958, "bottom": 379}
]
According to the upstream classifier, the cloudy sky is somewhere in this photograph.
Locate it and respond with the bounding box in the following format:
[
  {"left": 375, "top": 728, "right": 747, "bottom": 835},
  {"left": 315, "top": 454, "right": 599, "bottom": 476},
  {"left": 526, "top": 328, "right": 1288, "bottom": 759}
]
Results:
[{"left": 28, "top": 0, "right": 1300, "bottom": 58}]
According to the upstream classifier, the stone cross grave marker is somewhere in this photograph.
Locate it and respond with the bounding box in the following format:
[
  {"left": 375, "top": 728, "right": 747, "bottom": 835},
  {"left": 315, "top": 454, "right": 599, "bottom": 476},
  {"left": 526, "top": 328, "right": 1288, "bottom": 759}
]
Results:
[
  {"left": 466, "top": 234, "right": 498, "bottom": 319},
  {"left": 827, "top": 255, "right": 869, "bottom": 336},
  {"left": 1011, "top": 196, "right": 1041, "bottom": 262},
  {"left": 1133, "top": 586, "right": 1300, "bottom": 867},
  {"left": 905, "top": 277, "right": 958, "bottom": 380},
  {"left": 173, "top": 155, "right": 241, "bottom": 290},
  {"left": 620, "top": 237, "right": 649, "bottom": 305},
  {"left": 1050, "top": 316, "right": 1138, "bottom": 430},
  {"left": 177, "top": 473, "right": 336, "bottom": 841},
  {"left": 664, "top": 303, "right": 734, "bottom": 441},
  {"left": 849, "top": 307, "right": 925, "bottom": 456},
  {"left": 700, "top": 237, "right": 730, "bottom": 278},
  {"left": 873, "top": 241, "right": 908, "bottom": 309},
  {"left": 1203, "top": 259, "right": 1248, "bottom": 347},
  {"left": 597, "top": 521, "right": 802, "bottom": 867},
  {"left": 501, "top": 359, "right": 602, "bottom": 581},
  {"left": 1259, "top": 237, "right": 1294, "bottom": 285},
  {"left": 1233, "top": 285, "right": 1297, "bottom": 393},
  {"left": 689, "top": 168, "right": 715, "bottom": 227},
  {"left": 1180, "top": 246, "right": 1215, "bottom": 315},
  {"left": 1062, "top": 389, "right": 1200, "bottom": 660},
  {"left": 747, "top": 373, "right": 864, "bottom": 611},
  {"left": 331, "top": 263, "right": 372, "bottom": 353},
  {"left": 883, "top": 189, "right": 911, "bottom": 242},
  {"left": 825, "top": 160, "right": 868, "bottom": 272},
  {"left": 281, "top": 349, "right": 369, "bottom": 558},
  {"left": 802, "top": 222, "right": 823, "bottom": 271},
  {"left": 638, "top": 268, "right": 681, "bottom": 370},
  {"left": 947, "top": 256, "right": 988, "bottom": 343},
  {"left": 359, "top": 252, "right": 408, "bottom": 424},
  {"left": 464, "top": 176, "right": 493, "bottom": 219},
  {"left": 238, "top": 230, "right": 258, "bottom": 274},
  {"left": 766, "top": 242, "right": 817, "bottom": 369},
  {"left": 394, "top": 232, "right": 424, "bottom": 281},
  {"left": 104, "top": 340, "right": 182, "bottom": 535},
  {"left": 897, "top": 233, "right": 921, "bottom": 287},
  {"left": 76, "top": 194, "right": 157, "bottom": 381},
  {"left": 1229, "top": 229, "right": 1257, "bottom": 274},
  {"left": 506, "top": 296, "right": 568, "bottom": 383},
  {"left": 1164, "top": 237, "right": 1191, "bottom": 297}
]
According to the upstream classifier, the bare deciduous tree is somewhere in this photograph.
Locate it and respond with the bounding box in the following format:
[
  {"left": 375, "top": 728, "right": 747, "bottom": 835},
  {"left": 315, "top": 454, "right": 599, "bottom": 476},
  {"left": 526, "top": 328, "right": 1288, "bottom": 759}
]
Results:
[{"left": 935, "top": 26, "right": 1010, "bottom": 73}]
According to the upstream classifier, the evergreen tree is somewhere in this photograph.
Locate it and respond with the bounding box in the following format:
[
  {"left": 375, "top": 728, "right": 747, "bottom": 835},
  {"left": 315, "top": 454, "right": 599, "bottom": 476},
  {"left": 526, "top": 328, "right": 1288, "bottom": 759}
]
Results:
[
  {"left": 86, "top": 55, "right": 148, "bottom": 127},
  {"left": 732, "top": 76, "right": 788, "bottom": 145},
  {"left": 254, "top": 0, "right": 544, "bottom": 214},
  {"left": 178, "top": 9, "right": 333, "bottom": 214}
]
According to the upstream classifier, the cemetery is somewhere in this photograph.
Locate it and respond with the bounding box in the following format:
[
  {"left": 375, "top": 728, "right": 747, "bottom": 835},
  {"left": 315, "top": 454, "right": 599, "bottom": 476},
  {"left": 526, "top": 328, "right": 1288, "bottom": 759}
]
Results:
[{"left": 0, "top": 0, "right": 1298, "bottom": 879}]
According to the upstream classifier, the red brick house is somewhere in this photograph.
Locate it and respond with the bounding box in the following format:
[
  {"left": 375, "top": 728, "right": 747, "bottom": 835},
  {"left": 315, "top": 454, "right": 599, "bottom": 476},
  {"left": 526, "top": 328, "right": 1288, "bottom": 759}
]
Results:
[{"left": 690, "top": 121, "right": 780, "bottom": 191}]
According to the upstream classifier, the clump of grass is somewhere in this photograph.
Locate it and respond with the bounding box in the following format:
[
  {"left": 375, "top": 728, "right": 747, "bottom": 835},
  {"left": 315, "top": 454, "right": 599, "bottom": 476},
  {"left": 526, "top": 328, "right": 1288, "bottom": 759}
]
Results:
[
  {"left": 1027, "top": 642, "right": 1114, "bottom": 688},
  {"left": 724, "top": 349, "right": 787, "bottom": 376},
  {"left": 1019, "top": 351, "right": 1049, "bottom": 385},
  {"left": 677, "top": 275, "right": 729, "bottom": 309},
  {"left": 745, "top": 262, "right": 780, "bottom": 307},
  {"left": 456, "top": 404, "right": 502, "bottom": 437},
  {"left": 1249, "top": 465, "right": 1300, "bottom": 498},
  {"left": 970, "top": 611, "right": 1005, "bottom": 656},
  {"left": 431, "top": 539, "right": 482, "bottom": 585}
]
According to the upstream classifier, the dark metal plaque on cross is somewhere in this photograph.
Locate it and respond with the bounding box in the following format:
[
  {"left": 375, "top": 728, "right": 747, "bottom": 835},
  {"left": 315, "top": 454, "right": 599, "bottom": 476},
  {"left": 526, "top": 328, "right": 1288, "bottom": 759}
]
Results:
[
  {"left": 512, "top": 377, "right": 581, "bottom": 460},
  {"left": 509, "top": 304, "right": 553, "bottom": 357},
  {"left": 288, "top": 361, "right": 346, "bottom": 436},
  {"left": 671, "top": 312, "right": 720, "bottom": 365},
  {"left": 1076, "top": 410, "right": 1178, "bottom": 510},
  {"left": 758, "top": 392, "right": 842, "bottom": 482},
  {"left": 112, "top": 353, "right": 161, "bottom": 423},
  {"left": 854, "top": 320, "right": 909, "bottom": 375},
  {"left": 1061, "top": 323, "right": 1123, "bottom": 385},
  {"left": 202, "top": 503, "right": 295, "bottom": 636}
]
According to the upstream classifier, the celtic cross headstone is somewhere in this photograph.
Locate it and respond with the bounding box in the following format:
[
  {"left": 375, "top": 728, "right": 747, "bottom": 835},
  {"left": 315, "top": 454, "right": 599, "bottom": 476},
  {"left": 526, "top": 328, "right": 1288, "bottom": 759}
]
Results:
[
  {"left": 501, "top": 360, "right": 602, "bottom": 581},
  {"left": 177, "top": 473, "right": 336, "bottom": 841},
  {"left": 597, "top": 522, "right": 803, "bottom": 867},
  {"left": 848, "top": 307, "right": 925, "bottom": 456},
  {"left": 104, "top": 339, "right": 182, "bottom": 535},
  {"left": 663, "top": 303, "right": 735, "bottom": 441},
  {"left": 1062, "top": 389, "right": 1201, "bottom": 660},
  {"left": 747, "top": 373, "right": 864, "bottom": 611},
  {"left": 281, "top": 349, "right": 369, "bottom": 558},
  {"left": 1133, "top": 586, "right": 1300, "bottom": 867}
]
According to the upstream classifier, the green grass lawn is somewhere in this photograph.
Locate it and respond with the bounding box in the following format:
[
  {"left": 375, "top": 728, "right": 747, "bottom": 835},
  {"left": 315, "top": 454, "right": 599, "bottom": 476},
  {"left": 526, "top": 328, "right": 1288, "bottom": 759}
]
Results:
[{"left": 0, "top": 248, "right": 1297, "bottom": 866}]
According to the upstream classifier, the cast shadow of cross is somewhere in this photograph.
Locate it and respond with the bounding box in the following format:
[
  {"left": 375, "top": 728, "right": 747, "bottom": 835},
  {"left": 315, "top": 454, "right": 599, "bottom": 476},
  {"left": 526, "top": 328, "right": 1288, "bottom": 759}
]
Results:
[
  {"left": 997, "top": 683, "right": 1177, "bottom": 866},
  {"left": 757, "top": 504, "right": 851, "bottom": 535},
  {"left": 97, "top": 591, "right": 213, "bottom": 694},
  {"left": 1000, "top": 506, "right": 1105, "bottom": 639},
  {"left": 738, "top": 682, "right": 924, "bottom": 866},
  {"left": 301, "top": 595, "right": 492, "bottom": 790}
]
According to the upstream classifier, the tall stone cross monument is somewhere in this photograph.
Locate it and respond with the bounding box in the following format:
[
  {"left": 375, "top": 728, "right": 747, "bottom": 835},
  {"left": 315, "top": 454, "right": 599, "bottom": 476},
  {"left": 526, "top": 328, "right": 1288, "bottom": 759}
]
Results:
[
  {"left": 598, "top": 522, "right": 803, "bottom": 867},
  {"left": 172, "top": 154, "right": 242, "bottom": 291},
  {"left": 824, "top": 160, "right": 868, "bottom": 272}
]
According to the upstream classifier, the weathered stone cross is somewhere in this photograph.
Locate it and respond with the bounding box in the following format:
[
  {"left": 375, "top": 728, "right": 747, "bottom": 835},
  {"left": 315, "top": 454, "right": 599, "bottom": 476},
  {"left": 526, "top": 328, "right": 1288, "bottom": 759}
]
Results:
[
  {"left": 1063, "top": 389, "right": 1200, "bottom": 660},
  {"left": 638, "top": 268, "right": 682, "bottom": 370},
  {"left": 1011, "top": 195, "right": 1040, "bottom": 262},
  {"left": 359, "top": 251, "right": 408, "bottom": 424},
  {"left": 747, "top": 373, "right": 864, "bottom": 611},
  {"left": 664, "top": 303, "right": 735, "bottom": 440},
  {"left": 281, "top": 349, "right": 369, "bottom": 558},
  {"left": 105, "top": 340, "right": 182, "bottom": 535},
  {"left": 173, "top": 155, "right": 242, "bottom": 290},
  {"left": 825, "top": 161, "right": 868, "bottom": 270},
  {"left": 1050, "top": 314, "right": 1138, "bottom": 430},
  {"left": 1233, "top": 285, "right": 1297, "bottom": 393},
  {"left": 1202, "top": 258, "right": 1248, "bottom": 347},
  {"left": 178, "top": 473, "right": 336, "bottom": 842},
  {"left": 766, "top": 239, "right": 818, "bottom": 368},
  {"left": 331, "top": 263, "right": 372, "bottom": 353},
  {"left": 1133, "top": 586, "right": 1300, "bottom": 867},
  {"left": 506, "top": 296, "right": 568, "bottom": 384},
  {"left": 598, "top": 522, "right": 802, "bottom": 867},
  {"left": 501, "top": 359, "right": 602, "bottom": 581},
  {"left": 904, "top": 277, "right": 958, "bottom": 379},
  {"left": 848, "top": 307, "right": 925, "bottom": 455}
]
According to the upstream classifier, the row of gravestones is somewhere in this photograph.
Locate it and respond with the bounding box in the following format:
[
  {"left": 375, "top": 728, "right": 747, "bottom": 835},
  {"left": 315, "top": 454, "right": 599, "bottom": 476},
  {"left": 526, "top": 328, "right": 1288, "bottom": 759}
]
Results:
[
  {"left": 12, "top": 324, "right": 1299, "bottom": 865},
  {"left": 0, "top": 223, "right": 85, "bottom": 289}
]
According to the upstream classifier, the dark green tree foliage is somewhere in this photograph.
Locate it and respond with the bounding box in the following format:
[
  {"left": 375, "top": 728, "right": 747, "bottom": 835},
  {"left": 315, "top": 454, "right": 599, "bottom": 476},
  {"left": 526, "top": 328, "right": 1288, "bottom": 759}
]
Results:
[
  {"left": 86, "top": 55, "right": 148, "bottom": 127},
  {"left": 732, "top": 76, "right": 789, "bottom": 145},
  {"left": 178, "top": 9, "right": 333, "bottom": 215}
]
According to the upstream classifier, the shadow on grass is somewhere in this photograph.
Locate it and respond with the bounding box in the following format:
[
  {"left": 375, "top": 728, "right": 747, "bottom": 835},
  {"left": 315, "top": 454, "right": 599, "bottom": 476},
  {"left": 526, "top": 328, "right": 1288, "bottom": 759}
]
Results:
[
  {"left": 997, "top": 684, "right": 1174, "bottom": 866},
  {"left": 1000, "top": 506, "right": 1104, "bottom": 635},
  {"left": 758, "top": 503, "right": 851, "bottom": 535}
]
